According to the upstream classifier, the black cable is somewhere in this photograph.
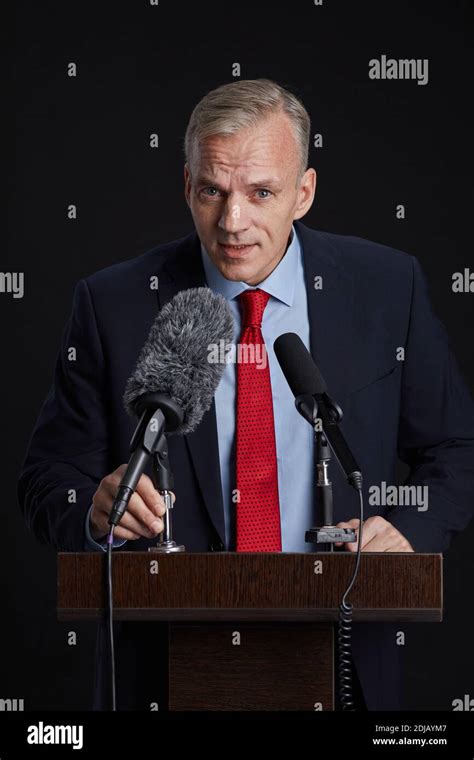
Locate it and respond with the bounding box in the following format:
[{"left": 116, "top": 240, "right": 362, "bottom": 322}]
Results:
[
  {"left": 106, "top": 525, "right": 116, "bottom": 711},
  {"left": 337, "top": 482, "right": 364, "bottom": 711}
]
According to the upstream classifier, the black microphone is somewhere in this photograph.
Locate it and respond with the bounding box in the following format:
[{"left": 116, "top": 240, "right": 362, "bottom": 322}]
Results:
[
  {"left": 273, "top": 332, "right": 362, "bottom": 491},
  {"left": 109, "top": 287, "right": 234, "bottom": 526}
]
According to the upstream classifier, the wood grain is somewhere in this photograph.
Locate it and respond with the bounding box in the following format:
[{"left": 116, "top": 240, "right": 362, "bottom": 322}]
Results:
[{"left": 57, "top": 552, "right": 442, "bottom": 622}]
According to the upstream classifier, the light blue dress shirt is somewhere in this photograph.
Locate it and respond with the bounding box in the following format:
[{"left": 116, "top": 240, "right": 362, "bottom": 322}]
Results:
[
  {"left": 85, "top": 224, "right": 316, "bottom": 552},
  {"left": 202, "top": 225, "right": 316, "bottom": 552}
]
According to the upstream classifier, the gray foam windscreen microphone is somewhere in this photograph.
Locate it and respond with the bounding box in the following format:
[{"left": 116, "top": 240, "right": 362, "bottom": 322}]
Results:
[{"left": 123, "top": 287, "right": 234, "bottom": 434}]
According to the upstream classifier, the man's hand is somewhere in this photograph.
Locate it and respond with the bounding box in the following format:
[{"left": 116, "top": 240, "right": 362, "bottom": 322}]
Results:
[
  {"left": 334, "top": 516, "right": 414, "bottom": 552},
  {"left": 90, "top": 464, "right": 175, "bottom": 542}
]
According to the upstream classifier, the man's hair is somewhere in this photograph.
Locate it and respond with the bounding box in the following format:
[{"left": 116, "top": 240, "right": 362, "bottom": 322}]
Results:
[{"left": 184, "top": 78, "right": 311, "bottom": 183}]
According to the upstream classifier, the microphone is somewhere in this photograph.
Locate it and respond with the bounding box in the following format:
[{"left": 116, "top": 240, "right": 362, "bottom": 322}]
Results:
[
  {"left": 109, "top": 287, "right": 234, "bottom": 527},
  {"left": 273, "top": 332, "right": 362, "bottom": 491}
]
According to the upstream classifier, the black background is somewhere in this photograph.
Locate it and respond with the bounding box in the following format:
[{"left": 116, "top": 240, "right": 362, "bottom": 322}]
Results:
[{"left": 2, "top": 0, "right": 473, "bottom": 710}]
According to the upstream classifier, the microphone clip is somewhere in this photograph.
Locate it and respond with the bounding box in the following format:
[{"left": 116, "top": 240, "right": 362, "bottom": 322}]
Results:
[{"left": 295, "top": 392, "right": 343, "bottom": 428}]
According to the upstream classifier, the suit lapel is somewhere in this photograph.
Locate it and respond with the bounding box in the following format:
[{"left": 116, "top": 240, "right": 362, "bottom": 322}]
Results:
[{"left": 296, "top": 220, "right": 369, "bottom": 403}]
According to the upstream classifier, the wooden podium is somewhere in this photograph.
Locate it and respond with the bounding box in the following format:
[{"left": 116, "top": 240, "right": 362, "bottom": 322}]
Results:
[{"left": 57, "top": 552, "right": 442, "bottom": 710}]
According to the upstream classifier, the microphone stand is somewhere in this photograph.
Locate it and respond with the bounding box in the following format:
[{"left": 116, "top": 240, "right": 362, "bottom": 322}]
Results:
[
  {"left": 148, "top": 434, "right": 185, "bottom": 553},
  {"left": 295, "top": 394, "right": 356, "bottom": 549}
]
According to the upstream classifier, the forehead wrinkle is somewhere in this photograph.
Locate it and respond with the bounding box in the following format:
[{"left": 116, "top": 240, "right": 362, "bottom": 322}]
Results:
[
  {"left": 195, "top": 162, "right": 282, "bottom": 191},
  {"left": 196, "top": 146, "right": 289, "bottom": 187},
  {"left": 199, "top": 141, "right": 287, "bottom": 166}
]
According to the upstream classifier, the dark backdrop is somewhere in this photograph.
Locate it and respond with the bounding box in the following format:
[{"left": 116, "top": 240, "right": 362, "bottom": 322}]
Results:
[{"left": 2, "top": 0, "right": 473, "bottom": 710}]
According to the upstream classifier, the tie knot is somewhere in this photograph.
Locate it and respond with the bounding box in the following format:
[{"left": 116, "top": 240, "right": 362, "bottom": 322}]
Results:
[{"left": 238, "top": 288, "right": 271, "bottom": 328}]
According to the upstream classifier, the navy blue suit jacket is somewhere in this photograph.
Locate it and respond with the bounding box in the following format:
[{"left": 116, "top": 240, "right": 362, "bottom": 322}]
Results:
[{"left": 18, "top": 220, "right": 474, "bottom": 710}]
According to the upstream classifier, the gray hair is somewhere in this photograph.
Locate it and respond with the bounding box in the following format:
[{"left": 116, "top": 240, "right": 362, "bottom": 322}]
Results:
[{"left": 184, "top": 79, "right": 311, "bottom": 183}]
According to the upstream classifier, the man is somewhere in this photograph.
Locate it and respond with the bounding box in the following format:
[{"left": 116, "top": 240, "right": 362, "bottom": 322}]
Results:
[{"left": 18, "top": 79, "right": 474, "bottom": 710}]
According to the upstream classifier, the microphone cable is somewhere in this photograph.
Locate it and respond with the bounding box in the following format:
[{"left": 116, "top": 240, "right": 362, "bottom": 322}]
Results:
[
  {"left": 337, "top": 477, "right": 364, "bottom": 711},
  {"left": 106, "top": 525, "right": 116, "bottom": 711}
]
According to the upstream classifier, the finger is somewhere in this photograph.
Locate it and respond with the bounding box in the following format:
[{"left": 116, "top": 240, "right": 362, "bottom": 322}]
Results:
[
  {"left": 94, "top": 499, "right": 161, "bottom": 540},
  {"left": 110, "top": 525, "right": 143, "bottom": 541},
  {"left": 335, "top": 520, "right": 360, "bottom": 530},
  {"left": 345, "top": 527, "right": 379, "bottom": 552},
  {"left": 345, "top": 519, "right": 361, "bottom": 528},
  {"left": 135, "top": 474, "right": 174, "bottom": 517},
  {"left": 126, "top": 490, "right": 165, "bottom": 536},
  {"left": 383, "top": 531, "right": 415, "bottom": 552},
  {"left": 343, "top": 522, "right": 374, "bottom": 552},
  {"left": 353, "top": 516, "right": 388, "bottom": 549},
  {"left": 119, "top": 506, "right": 163, "bottom": 538},
  {"left": 359, "top": 527, "right": 405, "bottom": 552}
]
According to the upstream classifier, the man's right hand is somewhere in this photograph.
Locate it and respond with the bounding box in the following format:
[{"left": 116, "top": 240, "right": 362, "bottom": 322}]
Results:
[{"left": 90, "top": 464, "right": 175, "bottom": 542}]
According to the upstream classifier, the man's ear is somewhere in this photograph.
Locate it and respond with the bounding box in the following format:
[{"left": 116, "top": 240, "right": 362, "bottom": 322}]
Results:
[
  {"left": 293, "top": 167, "right": 317, "bottom": 220},
  {"left": 184, "top": 163, "right": 192, "bottom": 207}
]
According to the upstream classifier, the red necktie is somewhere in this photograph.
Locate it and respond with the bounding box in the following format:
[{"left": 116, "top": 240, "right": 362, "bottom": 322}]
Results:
[{"left": 235, "top": 288, "right": 282, "bottom": 552}]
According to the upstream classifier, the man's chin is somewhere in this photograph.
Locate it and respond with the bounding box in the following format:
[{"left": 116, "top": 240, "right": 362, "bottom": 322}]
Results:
[
  {"left": 218, "top": 265, "right": 249, "bottom": 282},
  {"left": 214, "top": 259, "right": 261, "bottom": 284}
]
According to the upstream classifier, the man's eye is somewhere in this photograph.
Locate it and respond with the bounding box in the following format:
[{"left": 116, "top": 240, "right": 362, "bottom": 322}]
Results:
[
  {"left": 202, "top": 187, "right": 220, "bottom": 197},
  {"left": 256, "top": 189, "right": 272, "bottom": 199}
]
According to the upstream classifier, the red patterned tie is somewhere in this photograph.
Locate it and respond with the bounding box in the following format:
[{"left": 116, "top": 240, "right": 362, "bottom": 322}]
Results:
[{"left": 235, "top": 288, "right": 282, "bottom": 552}]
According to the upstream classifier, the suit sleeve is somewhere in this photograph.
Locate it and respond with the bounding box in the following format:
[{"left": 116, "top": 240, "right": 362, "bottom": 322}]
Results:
[
  {"left": 84, "top": 503, "right": 127, "bottom": 551},
  {"left": 17, "top": 279, "right": 113, "bottom": 551},
  {"left": 388, "top": 256, "right": 474, "bottom": 552}
]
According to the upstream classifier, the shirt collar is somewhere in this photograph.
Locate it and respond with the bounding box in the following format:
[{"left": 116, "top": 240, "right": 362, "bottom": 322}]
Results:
[{"left": 200, "top": 224, "right": 300, "bottom": 307}]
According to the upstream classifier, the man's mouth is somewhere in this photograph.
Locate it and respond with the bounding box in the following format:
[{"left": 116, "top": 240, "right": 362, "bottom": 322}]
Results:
[{"left": 219, "top": 243, "right": 255, "bottom": 258}]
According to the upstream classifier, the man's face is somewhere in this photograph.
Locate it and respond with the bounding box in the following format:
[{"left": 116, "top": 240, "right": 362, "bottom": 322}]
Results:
[{"left": 184, "top": 110, "right": 316, "bottom": 286}]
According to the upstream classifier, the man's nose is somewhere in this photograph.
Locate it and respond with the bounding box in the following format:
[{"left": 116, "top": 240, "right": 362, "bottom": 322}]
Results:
[{"left": 218, "top": 196, "right": 250, "bottom": 234}]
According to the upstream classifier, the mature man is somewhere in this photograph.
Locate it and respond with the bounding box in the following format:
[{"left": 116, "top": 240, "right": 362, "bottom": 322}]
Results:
[{"left": 18, "top": 79, "right": 474, "bottom": 710}]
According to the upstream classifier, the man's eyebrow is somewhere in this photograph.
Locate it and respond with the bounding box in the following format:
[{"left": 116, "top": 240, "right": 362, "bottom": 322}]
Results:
[
  {"left": 247, "top": 179, "right": 281, "bottom": 189},
  {"left": 195, "top": 176, "right": 282, "bottom": 189},
  {"left": 195, "top": 176, "right": 220, "bottom": 187}
]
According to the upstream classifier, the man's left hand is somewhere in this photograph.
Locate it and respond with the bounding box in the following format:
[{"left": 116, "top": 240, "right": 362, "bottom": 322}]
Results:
[{"left": 334, "top": 516, "right": 414, "bottom": 552}]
